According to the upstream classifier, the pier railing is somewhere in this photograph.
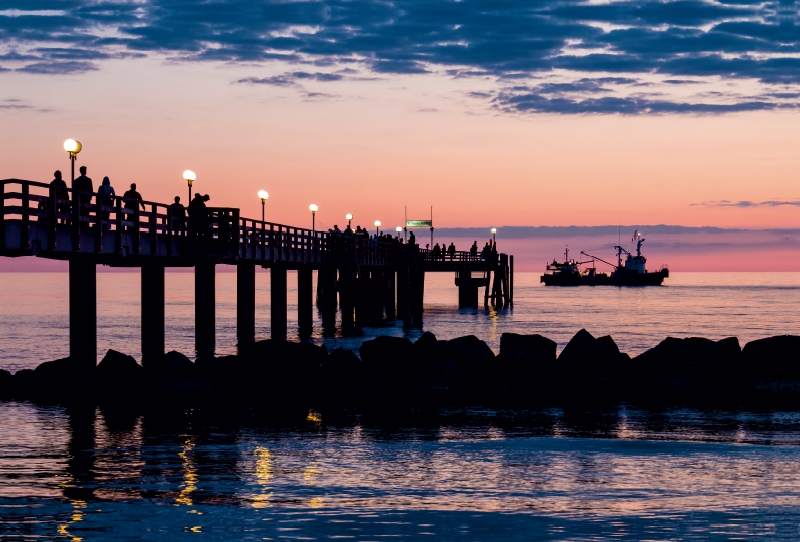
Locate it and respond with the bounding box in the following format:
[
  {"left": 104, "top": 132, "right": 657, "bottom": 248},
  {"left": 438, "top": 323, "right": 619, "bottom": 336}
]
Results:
[{"left": 0, "top": 178, "right": 403, "bottom": 266}]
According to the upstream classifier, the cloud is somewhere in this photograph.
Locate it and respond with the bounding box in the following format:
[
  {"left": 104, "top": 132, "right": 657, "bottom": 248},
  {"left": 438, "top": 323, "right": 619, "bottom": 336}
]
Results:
[
  {"left": 16, "top": 60, "right": 98, "bottom": 74},
  {"left": 692, "top": 199, "right": 800, "bottom": 208},
  {"left": 3, "top": 0, "right": 800, "bottom": 114}
]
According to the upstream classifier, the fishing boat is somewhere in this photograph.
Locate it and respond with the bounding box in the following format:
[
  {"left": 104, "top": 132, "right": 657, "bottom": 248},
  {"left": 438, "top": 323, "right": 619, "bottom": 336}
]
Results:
[{"left": 541, "top": 230, "right": 668, "bottom": 286}]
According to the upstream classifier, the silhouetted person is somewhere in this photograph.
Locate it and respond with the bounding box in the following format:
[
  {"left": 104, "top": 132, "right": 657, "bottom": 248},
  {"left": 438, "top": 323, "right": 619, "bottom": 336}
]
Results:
[
  {"left": 96, "top": 176, "right": 115, "bottom": 229},
  {"left": 433, "top": 243, "right": 441, "bottom": 260},
  {"left": 73, "top": 165, "right": 93, "bottom": 221},
  {"left": 448, "top": 242, "right": 456, "bottom": 260},
  {"left": 408, "top": 230, "right": 416, "bottom": 246},
  {"left": 470, "top": 241, "right": 478, "bottom": 258},
  {"left": 122, "top": 183, "right": 145, "bottom": 231},
  {"left": 188, "top": 193, "right": 210, "bottom": 248},
  {"left": 170, "top": 196, "right": 186, "bottom": 235},
  {"left": 50, "top": 170, "right": 69, "bottom": 224}
]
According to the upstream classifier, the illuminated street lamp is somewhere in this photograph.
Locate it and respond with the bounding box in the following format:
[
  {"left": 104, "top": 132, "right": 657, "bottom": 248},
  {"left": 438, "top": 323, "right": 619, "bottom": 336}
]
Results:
[
  {"left": 183, "top": 170, "right": 196, "bottom": 201},
  {"left": 374, "top": 220, "right": 381, "bottom": 236},
  {"left": 64, "top": 139, "right": 82, "bottom": 184},
  {"left": 491, "top": 227, "right": 497, "bottom": 245},
  {"left": 396, "top": 226, "right": 402, "bottom": 239},
  {"left": 258, "top": 190, "right": 269, "bottom": 222},
  {"left": 309, "top": 204, "right": 318, "bottom": 232},
  {"left": 346, "top": 213, "right": 353, "bottom": 230}
]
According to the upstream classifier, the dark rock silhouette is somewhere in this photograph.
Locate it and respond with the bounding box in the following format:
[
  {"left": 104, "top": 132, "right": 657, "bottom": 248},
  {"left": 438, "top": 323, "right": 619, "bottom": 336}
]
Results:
[
  {"left": 0, "top": 369, "right": 11, "bottom": 398},
  {"left": 10, "top": 331, "right": 800, "bottom": 408},
  {"left": 630, "top": 336, "right": 743, "bottom": 401},
  {"left": 360, "top": 336, "right": 414, "bottom": 385},
  {"left": 742, "top": 335, "right": 800, "bottom": 381},
  {"left": 96, "top": 349, "right": 143, "bottom": 396},
  {"left": 557, "top": 329, "right": 624, "bottom": 396}
]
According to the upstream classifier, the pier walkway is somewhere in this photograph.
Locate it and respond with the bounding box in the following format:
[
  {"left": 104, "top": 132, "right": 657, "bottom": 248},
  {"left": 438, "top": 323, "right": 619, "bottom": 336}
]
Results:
[{"left": 0, "top": 178, "right": 513, "bottom": 364}]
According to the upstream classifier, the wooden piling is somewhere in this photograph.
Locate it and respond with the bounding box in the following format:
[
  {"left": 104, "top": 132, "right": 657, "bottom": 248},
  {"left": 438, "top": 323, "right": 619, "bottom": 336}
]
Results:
[
  {"left": 271, "top": 265, "right": 287, "bottom": 340},
  {"left": 141, "top": 263, "right": 165, "bottom": 365},
  {"left": 236, "top": 261, "right": 256, "bottom": 348},
  {"left": 69, "top": 258, "right": 96, "bottom": 368},
  {"left": 298, "top": 266, "right": 313, "bottom": 334},
  {"left": 195, "top": 261, "right": 215, "bottom": 359}
]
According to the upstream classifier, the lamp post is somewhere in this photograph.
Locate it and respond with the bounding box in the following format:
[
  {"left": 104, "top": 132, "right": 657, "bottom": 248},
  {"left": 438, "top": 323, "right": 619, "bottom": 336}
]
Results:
[
  {"left": 396, "top": 226, "right": 402, "bottom": 239},
  {"left": 346, "top": 213, "right": 353, "bottom": 231},
  {"left": 374, "top": 220, "right": 381, "bottom": 236},
  {"left": 64, "top": 139, "right": 82, "bottom": 184},
  {"left": 309, "top": 204, "right": 318, "bottom": 232},
  {"left": 491, "top": 227, "right": 497, "bottom": 246},
  {"left": 258, "top": 190, "right": 269, "bottom": 222},
  {"left": 183, "top": 170, "right": 196, "bottom": 202}
]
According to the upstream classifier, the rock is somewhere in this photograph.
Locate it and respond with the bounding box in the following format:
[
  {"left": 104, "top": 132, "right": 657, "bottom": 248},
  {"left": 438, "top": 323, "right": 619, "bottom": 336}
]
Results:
[
  {"left": 499, "top": 333, "right": 557, "bottom": 382},
  {"left": 742, "top": 335, "right": 800, "bottom": 381},
  {"left": 241, "top": 340, "right": 328, "bottom": 395},
  {"left": 164, "top": 350, "right": 195, "bottom": 373},
  {"left": 629, "top": 336, "right": 743, "bottom": 398},
  {"left": 321, "top": 348, "right": 365, "bottom": 399},
  {"left": 557, "top": 329, "right": 623, "bottom": 381},
  {"left": 96, "top": 350, "right": 142, "bottom": 386},
  {"left": 360, "top": 336, "right": 414, "bottom": 384},
  {"left": 12, "top": 369, "right": 35, "bottom": 397},
  {"left": 597, "top": 335, "right": 621, "bottom": 357},
  {"left": 33, "top": 357, "right": 94, "bottom": 394},
  {"left": 436, "top": 335, "right": 495, "bottom": 388},
  {"left": 0, "top": 369, "right": 11, "bottom": 397}
]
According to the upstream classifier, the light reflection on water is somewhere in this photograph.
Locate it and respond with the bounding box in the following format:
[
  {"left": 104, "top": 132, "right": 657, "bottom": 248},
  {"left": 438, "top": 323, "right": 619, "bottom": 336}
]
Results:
[
  {"left": 1, "top": 272, "right": 800, "bottom": 372},
  {"left": 3, "top": 403, "right": 800, "bottom": 539}
]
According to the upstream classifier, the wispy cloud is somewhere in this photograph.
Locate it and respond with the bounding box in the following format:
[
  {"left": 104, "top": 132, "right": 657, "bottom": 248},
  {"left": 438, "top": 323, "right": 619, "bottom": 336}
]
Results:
[{"left": 692, "top": 200, "right": 800, "bottom": 208}]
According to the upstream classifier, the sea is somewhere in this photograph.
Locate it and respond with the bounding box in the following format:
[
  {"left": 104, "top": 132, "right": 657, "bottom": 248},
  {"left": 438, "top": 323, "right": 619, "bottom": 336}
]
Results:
[{"left": 2, "top": 271, "right": 800, "bottom": 540}]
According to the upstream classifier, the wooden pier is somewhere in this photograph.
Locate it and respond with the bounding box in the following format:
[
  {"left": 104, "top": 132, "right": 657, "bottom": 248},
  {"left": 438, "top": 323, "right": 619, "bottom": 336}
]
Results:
[{"left": 0, "top": 178, "right": 513, "bottom": 363}]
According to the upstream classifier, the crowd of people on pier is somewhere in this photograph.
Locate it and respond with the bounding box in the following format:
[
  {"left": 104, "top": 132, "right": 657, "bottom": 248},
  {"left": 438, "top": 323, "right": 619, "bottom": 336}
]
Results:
[{"left": 41, "top": 166, "right": 498, "bottom": 261}]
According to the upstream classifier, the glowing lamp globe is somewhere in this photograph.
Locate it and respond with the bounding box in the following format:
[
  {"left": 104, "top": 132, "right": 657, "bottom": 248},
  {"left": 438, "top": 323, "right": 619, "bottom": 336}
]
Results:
[
  {"left": 258, "top": 190, "right": 269, "bottom": 201},
  {"left": 64, "top": 139, "right": 82, "bottom": 154},
  {"left": 396, "top": 226, "right": 402, "bottom": 233},
  {"left": 183, "top": 170, "right": 196, "bottom": 182},
  {"left": 309, "top": 204, "right": 318, "bottom": 213},
  {"left": 374, "top": 220, "right": 381, "bottom": 228},
  {"left": 345, "top": 213, "right": 353, "bottom": 221},
  {"left": 491, "top": 228, "right": 497, "bottom": 234}
]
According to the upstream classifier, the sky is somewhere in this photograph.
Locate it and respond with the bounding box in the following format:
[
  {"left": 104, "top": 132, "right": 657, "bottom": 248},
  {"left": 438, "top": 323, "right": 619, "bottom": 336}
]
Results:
[{"left": 2, "top": 0, "right": 800, "bottom": 270}]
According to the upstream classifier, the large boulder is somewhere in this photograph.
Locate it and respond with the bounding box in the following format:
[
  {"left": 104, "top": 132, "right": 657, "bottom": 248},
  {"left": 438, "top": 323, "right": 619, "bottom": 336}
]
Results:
[
  {"left": 33, "top": 357, "right": 95, "bottom": 395},
  {"left": 498, "top": 333, "right": 557, "bottom": 382},
  {"left": 557, "top": 329, "right": 623, "bottom": 381},
  {"left": 0, "top": 369, "right": 11, "bottom": 397},
  {"left": 240, "top": 340, "right": 328, "bottom": 395},
  {"left": 435, "top": 335, "right": 495, "bottom": 390},
  {"left": 359, "top": 336, "right": 414, "bottom": 384},
  {"left": 629, "top": 336, "right": 743, "bottom": 398},
  {"left": 11, "top": 369, "right": 35, "bottom": 398},
  {"left": 321, "top": 348, "right": 365, "bottom": 401},
  {"left": 741, "top": 336, "right": 800, "bottom": 382},
  {"left": 96, "top": 350, "right": 143, "bottom": 387}
]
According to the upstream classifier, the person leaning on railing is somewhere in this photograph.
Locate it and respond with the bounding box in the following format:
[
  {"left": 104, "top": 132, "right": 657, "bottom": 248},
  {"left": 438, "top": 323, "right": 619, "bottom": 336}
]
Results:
[{"left": 122, "top": 183, "right": 146, "bottom": 231}]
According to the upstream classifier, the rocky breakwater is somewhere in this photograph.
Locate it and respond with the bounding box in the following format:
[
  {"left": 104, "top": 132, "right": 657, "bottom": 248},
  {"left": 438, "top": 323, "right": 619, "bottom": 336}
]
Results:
[{"left": 3, "top": 331, "right": 800, "bottom": 408}]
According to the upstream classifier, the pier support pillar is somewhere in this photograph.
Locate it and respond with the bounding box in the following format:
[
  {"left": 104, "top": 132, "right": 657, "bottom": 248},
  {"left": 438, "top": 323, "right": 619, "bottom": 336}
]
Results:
[
  {"left": 385, "top": 271, "right": 396, "bottom": 320},
  {"left": 141, "top": 263, "right": 165, "bottom": 365},
  {"left": 458, "top": 281, "right": 479, "bottom": 308},
  {"left": 319, "top": 267, "right": 337, "bottom": 332},
  {"left": 195, "top": 261, "right": 215, "bottom": 359},
  {"left": 271, "top": 265, "right": 287, "bottom": 340},
  {"left": 298, "top": 266, "right": 313, "bottom": 335},
  {"left": 69, "top": 258, "right": 96, "bottom": 368},
  {"left": 237, "top": 262, "right": 256, "bottom": 348}
]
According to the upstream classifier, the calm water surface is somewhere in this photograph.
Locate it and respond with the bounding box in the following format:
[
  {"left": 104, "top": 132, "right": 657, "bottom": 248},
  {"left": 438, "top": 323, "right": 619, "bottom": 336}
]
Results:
[
  {"left": 2, "top": 272, "right": 800, "bottom": 540},
  {"left": 0, "top": 271, "right": 799, "bottom": 372}
]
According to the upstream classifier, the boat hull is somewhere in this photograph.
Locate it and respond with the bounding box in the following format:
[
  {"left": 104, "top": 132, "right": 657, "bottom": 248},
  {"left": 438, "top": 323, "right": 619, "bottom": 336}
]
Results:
[{"left": 541, "top": 268, "right": 668, "bottom": 286}]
